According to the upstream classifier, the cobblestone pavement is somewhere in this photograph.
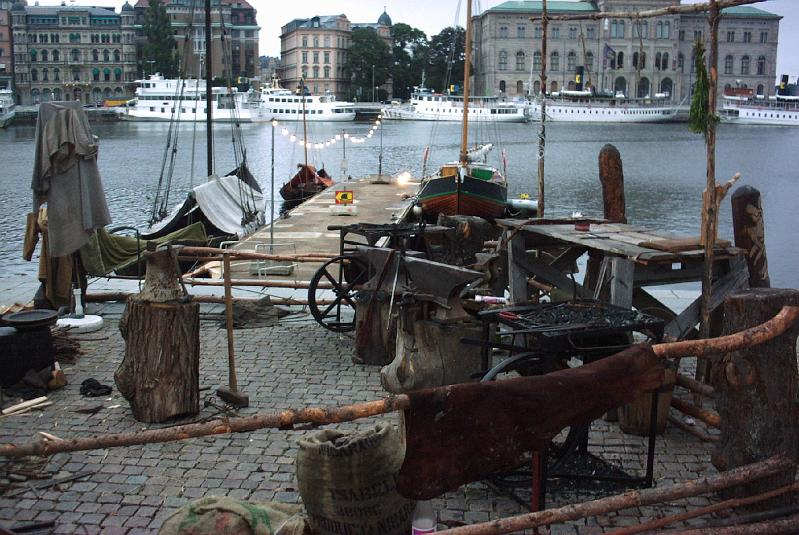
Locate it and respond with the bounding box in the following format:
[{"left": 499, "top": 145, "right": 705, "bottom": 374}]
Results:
[{"left": 0, "top": 306, "right": 727, "bottom": 534}]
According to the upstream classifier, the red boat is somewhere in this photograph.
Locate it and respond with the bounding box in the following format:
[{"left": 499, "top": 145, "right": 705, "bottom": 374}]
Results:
[{"left": 279, "top": 164, "right": 334, "bottom": 203}]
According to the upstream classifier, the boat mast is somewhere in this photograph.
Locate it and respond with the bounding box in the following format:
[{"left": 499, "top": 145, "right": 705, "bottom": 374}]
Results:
[
  {"left": 205, "top": 0, "right": 213, "bottom": 176},
  {"left": 458, "top": 0, "right": 473, "bottom": 215},
  {"left": 459, "top": 0, "right": 472, "bottom": 167},
  {"left": 301, "top": 77, "right": 308, "bottom": 170}
]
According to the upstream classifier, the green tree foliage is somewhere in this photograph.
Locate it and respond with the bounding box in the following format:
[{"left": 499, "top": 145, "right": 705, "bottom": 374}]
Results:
[
  {"left": 391, "top": 23, "right": 428, "bottom": 100},
  {"left": 142, "top": 0, "right": 178, "bottom": 78},
  {"left": 688, "top": 40, "right": 717, "bottom": 141},
  {"left": 343, "top": 28, "right": 392, "bottom": 101},
  {"left": 425, "top": 26, "right": 466, "bottom": 94}
]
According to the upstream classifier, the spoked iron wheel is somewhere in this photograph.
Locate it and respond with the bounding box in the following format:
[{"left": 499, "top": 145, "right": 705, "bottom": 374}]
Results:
[
  {"left": 481, "top": 353, "right": 587, "bottom": 485},
  {"left": 308, "top": 255, "right": 369, "bottom": 332}
]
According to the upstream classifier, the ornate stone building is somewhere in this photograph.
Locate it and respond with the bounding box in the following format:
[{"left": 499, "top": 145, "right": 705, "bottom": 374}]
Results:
[
  {"left": 10, "top": 1, "right": 137, "bottom": 105},
  {"left": 0, "top": 0, "right": 13, "bottom": 91},
  {"left": 473, "top": 0, "right": 781, "bottom": 101},
  {"left": 279, "top": 10, "right": 392, "bottom": 99},
  {"left": 132, "top": 0, "right": 260, "bottom": 82}
]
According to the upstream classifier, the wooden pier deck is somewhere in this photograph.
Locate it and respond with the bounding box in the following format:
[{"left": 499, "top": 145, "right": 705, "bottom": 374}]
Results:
[{"left": 229, "top": 175, "right": 419, "bottom": 281}]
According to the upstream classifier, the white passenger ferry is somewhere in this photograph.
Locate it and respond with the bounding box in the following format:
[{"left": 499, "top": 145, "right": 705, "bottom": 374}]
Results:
[
  {"left": 527, "top": 90, "right": 679, "bottom": 123},
  {"left": 382, "top": 87, "right": 527, "bottom": 123},
  {"left": 0, "top": 89, "right": 16, "bottom": 128},
  {"left": 247, "top": 78, "right": 355, "bottom": 122},
  {"left": 124, "top": 74, "right": 251, "bottom": 122},
  {"left": 721, "top": 86, "right": 799, "bottom": 126}
]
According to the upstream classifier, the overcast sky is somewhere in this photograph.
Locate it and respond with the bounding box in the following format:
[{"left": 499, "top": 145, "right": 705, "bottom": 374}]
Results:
[{"left": 33, "top": 0, "right": 799, "bottom": 77}]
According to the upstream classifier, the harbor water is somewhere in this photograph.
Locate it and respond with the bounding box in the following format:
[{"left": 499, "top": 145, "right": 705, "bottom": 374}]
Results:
[{"left": 0, "top": 119, "right": 796, "bottom": 289}]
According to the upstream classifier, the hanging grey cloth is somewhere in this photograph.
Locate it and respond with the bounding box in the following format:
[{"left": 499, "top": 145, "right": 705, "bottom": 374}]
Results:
[{"left": 31, "top": 101, "right": 112, "bottom": 257}]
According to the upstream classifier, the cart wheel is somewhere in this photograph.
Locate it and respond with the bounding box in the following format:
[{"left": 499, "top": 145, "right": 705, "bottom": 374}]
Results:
[
  {"left": 481, "top": 353, "right": 586, "bottom": 479},
  {"left": 308, "top": 255, "right": 369, "bottom": 333}
]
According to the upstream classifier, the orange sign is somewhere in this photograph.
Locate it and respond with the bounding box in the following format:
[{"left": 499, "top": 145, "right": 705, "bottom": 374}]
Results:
[{"left": 335, "top": 190, "right": 354, "bottom": 204}]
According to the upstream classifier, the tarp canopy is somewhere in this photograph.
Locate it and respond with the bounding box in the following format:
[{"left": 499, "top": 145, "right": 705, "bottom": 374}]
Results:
[{"left": 80, "top": 222, "right": 208, "bottom": 276}]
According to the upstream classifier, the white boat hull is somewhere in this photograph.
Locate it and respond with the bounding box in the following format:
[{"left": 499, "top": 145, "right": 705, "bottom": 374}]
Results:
[
  {"left": 383, "top": 106, "right": 526, "bottom": 122},
  {"left": 721, "top": 105, "right": 799, "bottom": 126},
  {"left": 0, "top": 110, "right": 15, "bottom": 128},
  {"left": 528, "top": 101, "right": 677, "bottom": 123},
  {"left": 123, "top": 108, "right": 252, "bottom": 122},
  {"left": 248, "top": 107, "right": 355, "bottom": 122}
]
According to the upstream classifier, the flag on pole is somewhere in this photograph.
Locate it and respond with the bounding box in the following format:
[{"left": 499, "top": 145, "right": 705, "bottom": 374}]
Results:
[{"left": 603, "top": 43, "right": 616, "bottom": 62}]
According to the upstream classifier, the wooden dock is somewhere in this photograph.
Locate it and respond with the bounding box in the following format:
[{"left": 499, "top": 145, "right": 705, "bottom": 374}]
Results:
[{"left": 229, "top": 175, "right": 418, "bottom": 281}]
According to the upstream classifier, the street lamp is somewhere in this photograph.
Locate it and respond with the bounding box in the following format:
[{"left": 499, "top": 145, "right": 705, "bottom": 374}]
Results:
[
  {"left": 270, "top": 118, "right": 277, "bottom": 252},
  {"left": 371, "top": 65, "right": 375, "bottom": 102}
]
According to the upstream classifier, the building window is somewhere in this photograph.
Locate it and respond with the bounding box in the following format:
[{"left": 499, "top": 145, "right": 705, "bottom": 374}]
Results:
[
  {"left": 30, "top": 49, "right": 37, "bottom": 62},
  {"left": 313, "top": 36, "right": 319, "bottom": 47},
  {"left": 757, "top": 56, "right": 766, "bottom": 76},
  {"left": 662, "top": 52, "right": 669, "bottom": 71},
  {"left": 41, "top": 50, "right": 48, "bottom": 62},
  {"left": 71, "top": 49, "right": 80, "bottom": 62},
  {"left": 533, "top": 50, "right": 541, "bottom": 71},
  {"left": 724, "top": 55, "right": 733, "bottom": 75},
  {"left": 324, "top": 36, "right": 330, "bottom": 47},
  {"left": 610, "top": 20, "right": 624, "bottom": 39},
  {"left": 655, "top": 52, "right": 662, "bottom": 71},
  {"left": 633, "top": 21, "right": 647, "bottom": 39},
  {"left": 586, "top": 26, "right": 595, "bottom": 40},
  {"left": 31, "top": 68, "right": 38, "bottom": 81},
  {"left": 679, "top": 30, "right": 685, "bottom": 41},
  {"left": 517, "top": 25, "right": 525, "bottom": 39},
  {"left": 568, "top": 27, "right": 577, "bottom": 40},
  {"left": 694, "top": 30, "right": 702, "bottom": 41},
  {"left": 104, "top": 68, "right": 110, "bottom": 81},
  {"left": 324, "top": 66, "right": 330, "bottom": 78},
  {"left": 552, "top": 26, "right": 560, "bottom": 39},
  {"left": 567, "top": 50, "right": 576, "bottom": 72},
  {"left": 92, "top": 49, "right": 99, "bottom": 62},
  {"left": 550, "top": 51, "right": 559, "bottom": 71},
  {"left": 498, "top": 50, "right": 507, "bottom": 71},
  {"left": 114, "top": 50, "right": 120, "bottom": 62},
  {"left": 499, "top": 25, "right": 508, "bottom": 38},
  {"left": 302, "top": 51, "right": 308, "bottom": 63},
  {"left": 760, "top": 31, "right": 768, "bottom": 44},
  {"left": 616, "top": 51, "right": 624, "bottom": 69},
  {"left": 586, "top": 51, "right": 594, "bottom": 71},
  {"left": 743, "top": 31, "right": 752, "bottom": 43},
  {"left": 677, "top": 53, "right": 684, "bottom": 72},
  {"left": 93, "top": 68, "right": 99, "bottom": 81},
  {"left": 655, "top": 21, "right": 671, "bottom": 39},
  {"left": 312, "top": 65, "right": 319, "bottom": 78},
  {"left": 324, "top": 51, "right": 330, "bottom": 64},
  {"left": 741, "top": 55, "right": 750, "bottom": 75},
  {"left": 54, "top": 68, "right": 60, "bottom": 81},
  {"left": 534, "top": 26, "right": 542, "bottom": 39},
  {"left": 313, "top": 51, "right": 319, "bottom": 63},
  {"left": 301, "top": 36, "right": 307, "bottom": 47},
  {"left": 515, "top": 51, "right": 524, "bottom": 71},
  {"left": 103, "top": 49, "right": 109, "bottom": 62},
  {"left": 726, "top": 31, "right": 735, "bottom": 43}
]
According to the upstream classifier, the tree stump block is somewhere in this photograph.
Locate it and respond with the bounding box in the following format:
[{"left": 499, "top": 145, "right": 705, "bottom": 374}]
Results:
[
  {"left": 116, "top": 298, "right": 200, "bottom": 423},
  {"left": 711, "top": 288, "right": 799, "bottom": 508}
]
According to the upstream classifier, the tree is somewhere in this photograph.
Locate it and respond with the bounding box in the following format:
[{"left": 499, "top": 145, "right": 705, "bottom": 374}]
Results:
[
  {"left": 142, "top": 0, "right": 178, "bottom": 78},
  {"left": 391, "top": 23, "right": 428, "bottom": 100},
  {"left": 343, "top": 28, "right": 392, "bottom": 102},
  {"left": 425, "top": 26, "right": 466, "bottom": 94}
]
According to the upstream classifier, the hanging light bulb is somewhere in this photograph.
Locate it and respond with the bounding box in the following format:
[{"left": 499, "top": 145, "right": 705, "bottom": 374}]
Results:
[
  {"left": 282, "top": 128, "right": 289, "bottom": 136},
  {"left": 289, "top": 134, "right": 297, "bottom": 142},
  {"left": 375, "top": 120, "right": 381, "bottom": 126},
  {"left": 271, "top": 119, "right": 278, "bottom": 127},
  {"left": 335, "top": 134, "right": 341, "bottom": 141},
  {"left": 343, "top": 133, "right": 350, "bottom": 139},
  {"left": 325, "top": 141, "right": 331, "bottom": 147}
]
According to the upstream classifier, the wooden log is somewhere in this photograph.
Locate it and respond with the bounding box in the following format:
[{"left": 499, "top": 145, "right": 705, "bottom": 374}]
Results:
[
  {"left": 671, "top": 397, "right": 720, "bottom": 428},
  {"left": 185, "top": 278, "right": 330, "bottom": 290},
  {"left": 433, "top": 455, "right": 793, "bottom": 535},
  {"left": 179, "top": 246, "right": 331, "bottom": 263},
  {"left": 668, "top": 415, "right": 719, "bottom": 442},
  {"left": 0, "top": 397, "right": 48, "bottom": 415},
  {"left": 85, "top": 292, "right": 327, "bottom": 306},
  {"left": 115, "top": 298, "right": 200, "bottom": 423},
  {"left": 668, "top": 513, "right": 799, "bottom": 535},
  {"left": 604, "top": 481, "right": 799, "bottom": 535},
  {"left": 711, "top": 289, "right": 799, "bottom": 508},
  {"left": 598, "top": 144, "right": 627, "bottom": 223},
  {"left": 676, "top": 373, "right": 716, "bottom": 398},
  {"left": 731, "top": 186, "right": 771, "bottom": 288}
]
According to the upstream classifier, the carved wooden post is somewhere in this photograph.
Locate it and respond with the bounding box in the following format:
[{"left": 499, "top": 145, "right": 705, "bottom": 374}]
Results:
[
  {"left": 598, "top": 144, "right": 627, "bottom": 223},
  {"left": 731, "top": 185, "right": 770, "bottom": 288},
  {"left": 711, "top": 289, "right": 799, "bottom": 509}
]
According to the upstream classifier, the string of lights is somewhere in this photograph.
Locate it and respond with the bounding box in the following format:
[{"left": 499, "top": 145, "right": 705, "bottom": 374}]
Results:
[{"left": 269, "top": 115, "right": 384, "bottom": 150}]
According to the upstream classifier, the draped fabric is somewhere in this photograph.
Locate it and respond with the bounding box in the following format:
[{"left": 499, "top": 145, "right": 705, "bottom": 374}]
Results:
[{"left": 31, "top": 101, "right": 112, "bottom": 257}]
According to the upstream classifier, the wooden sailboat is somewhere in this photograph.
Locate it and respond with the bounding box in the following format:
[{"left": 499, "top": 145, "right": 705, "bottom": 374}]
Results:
[
  {"left": 417, "top": 0, "right": 508, "bottom": 220},
  {"left": 279, "top": 78, "right": 334, "bottom": 203}
]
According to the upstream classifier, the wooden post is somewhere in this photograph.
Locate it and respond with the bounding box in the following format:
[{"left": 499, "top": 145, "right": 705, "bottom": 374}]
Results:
[
  {"left": 507, "top": 230, "right": 530, "bottom": 305},
  {"left": 598, "top": 144, "right": 627, "bottom": 223},
  {"left": 711, "top": 289, "right": 799, "bottom": 509},
  {"left": 536, "top": 0, "right": 548, "bottom": 217},
  {"left": 731, "top": 185, "right": 770, "bottom": 288},
  {"left": 216, "top": 253, "right": 249, "bottom": 407}
]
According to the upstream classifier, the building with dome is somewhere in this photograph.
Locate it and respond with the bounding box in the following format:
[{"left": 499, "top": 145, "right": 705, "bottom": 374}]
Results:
[
  {"left": 9, "top": 1, "right": 138, "bottom": 104},
  {"left": 279, "top": 9, "right": 392, "bottom": 100}
]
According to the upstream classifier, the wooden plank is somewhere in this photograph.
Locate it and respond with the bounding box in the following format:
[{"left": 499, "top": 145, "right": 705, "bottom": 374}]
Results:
[
  {"left": 640, "top": 237, "right": 732, "bottom": 252},
  {"left": 511, "top": 251, "right": 591, "bottom": 300},
  {"left": 609, "top": 258, "right": 635, "bottom": 308},
  {"left": 507, "top": 230, "right": 530, "bottom": 305}
]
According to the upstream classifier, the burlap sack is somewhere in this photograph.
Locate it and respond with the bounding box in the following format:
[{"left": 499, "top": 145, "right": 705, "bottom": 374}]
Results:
[
  {"left": 158, "top": 497, "right": 308, "bottom": 535},
  {"left": 296, "top": 423, "right": 413, "bottom": 535}
]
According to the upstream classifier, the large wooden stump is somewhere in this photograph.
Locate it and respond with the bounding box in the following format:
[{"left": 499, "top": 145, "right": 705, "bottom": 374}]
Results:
[
  {"left": 598, "top": 144, "right": 627, "bottom": 223},
  {"left": 731, "top": 185, "right": 771, "bottom": 288},
  {"left": 116, "top": 298, "right": 200, "bottom": 423},
  {"left": 711, "top": 289, "right": 799, "bottom": 508}
]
